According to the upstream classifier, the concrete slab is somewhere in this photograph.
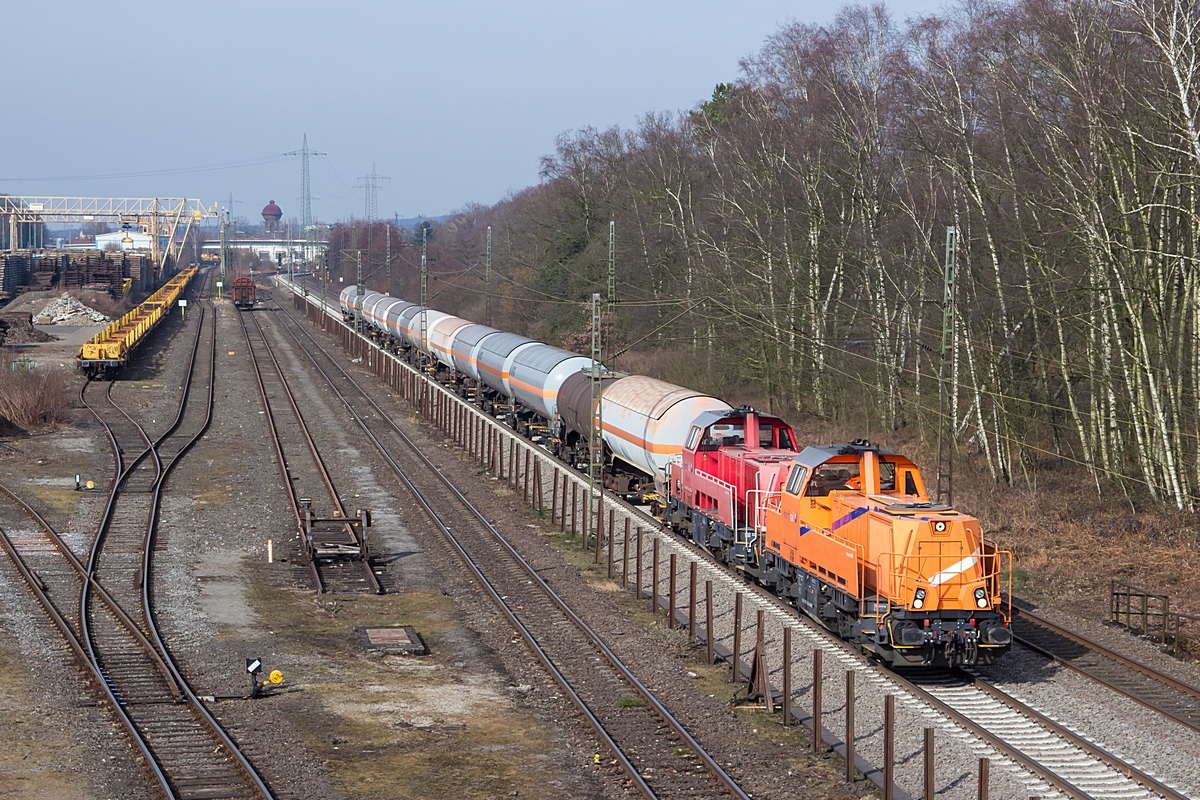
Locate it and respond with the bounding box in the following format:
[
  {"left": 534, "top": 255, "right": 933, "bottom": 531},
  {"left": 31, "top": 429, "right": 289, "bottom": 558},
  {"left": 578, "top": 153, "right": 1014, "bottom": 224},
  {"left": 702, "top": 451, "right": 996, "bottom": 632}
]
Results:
[{"left": 358, "top": 625, "right": 428, "bottom": 655}]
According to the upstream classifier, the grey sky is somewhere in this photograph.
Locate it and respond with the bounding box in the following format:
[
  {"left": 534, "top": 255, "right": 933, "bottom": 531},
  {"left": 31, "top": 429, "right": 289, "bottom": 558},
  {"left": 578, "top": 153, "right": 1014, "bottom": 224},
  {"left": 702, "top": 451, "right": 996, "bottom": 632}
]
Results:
[{"left": 2, "top": 1, "right": 947, "bottom": 224}]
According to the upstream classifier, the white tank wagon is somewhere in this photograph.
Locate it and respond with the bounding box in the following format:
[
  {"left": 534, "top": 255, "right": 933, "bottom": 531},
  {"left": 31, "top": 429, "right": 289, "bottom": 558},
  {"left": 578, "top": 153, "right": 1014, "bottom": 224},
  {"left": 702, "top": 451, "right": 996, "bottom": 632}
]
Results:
[
  {"left": 361, "top": 292, "right": 395, "bottom": 332},
  {"left": 428, "top": 314, "right": 473, "bottom": 369},
  {"left": 393, "top": 305, "right": 422, "bottom": 349},
  {"left": 379, "top": 298, "right": 417, "bottom": 342},
  {"left": 507, "top": 344, "right": 593, "bottom": 440},
  {"left": 339, "top": 286, "right": 367, "bottom": 318},
  {"left": 449, "top": 324, "right": 501, "bottom": 383},
  {"left": 476, "top": 332, "right": 538, "bottom": 399}
]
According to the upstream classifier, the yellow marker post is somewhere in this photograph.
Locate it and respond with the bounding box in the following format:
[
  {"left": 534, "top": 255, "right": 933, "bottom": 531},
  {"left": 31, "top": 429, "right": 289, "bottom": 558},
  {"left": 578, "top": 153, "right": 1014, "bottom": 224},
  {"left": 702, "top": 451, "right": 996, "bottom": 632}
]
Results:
[
  {"left": 179, "top": 299, "right": 188, "bottom": 320},
  {"left": 216, "top": 280, "right": 223, "bottom": 301},
  {"left": 269, "top": 670, "right": 283, "bottom": 685}
]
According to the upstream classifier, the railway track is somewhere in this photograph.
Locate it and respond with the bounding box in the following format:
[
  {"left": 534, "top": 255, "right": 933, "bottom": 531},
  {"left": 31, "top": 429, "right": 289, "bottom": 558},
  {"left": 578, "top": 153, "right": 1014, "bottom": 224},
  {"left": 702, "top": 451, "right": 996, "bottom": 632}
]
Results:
[
  {"left": 282, "top": 277, "right": 1200, "bottom": 800},
  {"left": 896, "top": 668, "right": 1190, "bottom": 800},
  {"left": 0, "top": 281, "right": 275, "bottom": 800},
  {"left": 237, "top": 304, "right": 382, "bottom": 594},
  {"left": 1011, "top": 606, "right": 1200, "bottom": 734},
  {"left": 260, "top": 294, "right": 754, "bottom": 800}
]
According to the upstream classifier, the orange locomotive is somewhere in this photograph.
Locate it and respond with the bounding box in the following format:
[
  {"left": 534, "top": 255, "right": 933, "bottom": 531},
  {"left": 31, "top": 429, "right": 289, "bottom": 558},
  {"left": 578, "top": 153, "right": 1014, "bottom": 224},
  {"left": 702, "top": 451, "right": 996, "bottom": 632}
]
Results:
[{"left": 666, "top": 408, "right": 1012, "bottom": 667}]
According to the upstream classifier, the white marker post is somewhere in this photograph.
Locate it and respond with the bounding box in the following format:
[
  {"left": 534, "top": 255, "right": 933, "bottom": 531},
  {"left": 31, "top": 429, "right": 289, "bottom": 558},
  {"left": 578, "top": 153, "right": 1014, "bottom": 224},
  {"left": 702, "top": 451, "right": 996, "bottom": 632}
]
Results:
[
  {"left": 215, "top": 281, "right": 223, "bottom": 301},
  {"left": 179, "top": 299, "right": 188, "bottom": 320},
  {"left": 267, "top": 538, "right": 273, "bottom": 563}
]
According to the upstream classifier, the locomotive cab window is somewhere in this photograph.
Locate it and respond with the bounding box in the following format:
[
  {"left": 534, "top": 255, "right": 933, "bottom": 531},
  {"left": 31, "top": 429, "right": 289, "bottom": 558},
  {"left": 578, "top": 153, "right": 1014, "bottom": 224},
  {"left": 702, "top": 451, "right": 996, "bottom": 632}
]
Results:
[
  {"left": 759, "top": 424, "right": 795, "bottom": 449},
  {"left": 686, "top": 426, "right": 702, "bottom": 451},
  {"left": 879, "top": 461, "right": 896, "bottom": 492},
  {"left": 785, "top": 465, "right": 808, "bottom": 495},
  {"left": 805, "top": 462, "right": 861, "bottom": 496},
  {"left": 699, "top": 423, "right": 743, "bottom": 450}
]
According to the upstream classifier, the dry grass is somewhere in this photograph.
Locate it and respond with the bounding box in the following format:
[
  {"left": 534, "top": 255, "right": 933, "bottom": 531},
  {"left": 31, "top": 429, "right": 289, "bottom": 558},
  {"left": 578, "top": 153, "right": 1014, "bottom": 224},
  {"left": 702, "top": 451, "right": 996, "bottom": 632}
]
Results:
[{"left": 0, "top": 365, "right": 70, "bottom": 430}]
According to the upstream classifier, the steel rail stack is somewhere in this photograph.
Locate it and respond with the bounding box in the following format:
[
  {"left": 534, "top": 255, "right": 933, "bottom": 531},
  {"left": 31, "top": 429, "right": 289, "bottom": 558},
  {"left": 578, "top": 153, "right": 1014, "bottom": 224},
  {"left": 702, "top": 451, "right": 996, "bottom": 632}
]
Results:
[
  {"left": 78, "top": 265, "right": 198, "bottom": 375},
  {"left": 262, "top": 294, "right": 753, "bottom": 800}
]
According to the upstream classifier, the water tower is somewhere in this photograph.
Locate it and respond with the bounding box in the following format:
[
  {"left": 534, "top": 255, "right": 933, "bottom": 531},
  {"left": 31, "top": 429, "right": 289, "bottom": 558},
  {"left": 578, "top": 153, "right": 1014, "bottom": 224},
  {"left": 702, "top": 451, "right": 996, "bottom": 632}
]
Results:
[{"left": 261, "top": 200, "right": 283, "bottom": 233}]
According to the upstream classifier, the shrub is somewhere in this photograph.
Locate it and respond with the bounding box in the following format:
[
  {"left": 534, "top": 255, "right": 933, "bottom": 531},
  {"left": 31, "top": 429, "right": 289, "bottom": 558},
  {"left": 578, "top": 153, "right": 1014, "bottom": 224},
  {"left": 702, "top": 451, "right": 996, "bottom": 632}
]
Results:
[{"left": 0, "top": 364, "right": 70, "bottom": 430}]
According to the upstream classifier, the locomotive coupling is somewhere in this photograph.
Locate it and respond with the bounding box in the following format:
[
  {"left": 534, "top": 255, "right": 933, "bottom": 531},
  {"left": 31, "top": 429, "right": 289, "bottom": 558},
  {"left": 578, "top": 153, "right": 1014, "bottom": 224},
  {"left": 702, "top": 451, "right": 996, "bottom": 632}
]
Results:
[{"left": 886, "top": 617, "right": 1013, "bottom": 666}]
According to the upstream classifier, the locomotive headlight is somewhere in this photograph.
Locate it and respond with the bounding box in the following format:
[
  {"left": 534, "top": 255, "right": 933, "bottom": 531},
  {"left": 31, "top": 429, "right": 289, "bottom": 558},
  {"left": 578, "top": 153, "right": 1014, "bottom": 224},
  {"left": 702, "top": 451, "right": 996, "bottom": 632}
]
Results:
[
  {"left": 913, "top": 587, "right": 926, "bottom": 609},
  {"left": 974, "top": 587, "right": 988, "bottom": 608},
  {"left": 934, "top": 521, "right": 947, "bottom": 532}
]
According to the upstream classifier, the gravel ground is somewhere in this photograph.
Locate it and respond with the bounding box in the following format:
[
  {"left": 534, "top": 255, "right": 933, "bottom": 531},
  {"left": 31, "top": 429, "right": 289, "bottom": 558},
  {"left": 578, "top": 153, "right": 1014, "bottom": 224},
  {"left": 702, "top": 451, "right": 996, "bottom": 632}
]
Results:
[{"left": 148, "top": 300, "right": 604, "bottom": 799}]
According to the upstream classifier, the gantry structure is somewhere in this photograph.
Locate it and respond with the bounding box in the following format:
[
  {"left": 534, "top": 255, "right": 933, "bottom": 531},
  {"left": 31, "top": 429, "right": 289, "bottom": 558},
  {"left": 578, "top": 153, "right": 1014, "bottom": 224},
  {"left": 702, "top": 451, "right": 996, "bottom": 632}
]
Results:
[{"left": 0, "top": 196, "right": 218, "bottom": 278}]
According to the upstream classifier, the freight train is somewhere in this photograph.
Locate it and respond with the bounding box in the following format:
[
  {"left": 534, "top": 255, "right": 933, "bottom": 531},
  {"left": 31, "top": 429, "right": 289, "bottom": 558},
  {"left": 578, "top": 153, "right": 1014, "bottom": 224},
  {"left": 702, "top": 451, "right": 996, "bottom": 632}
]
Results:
[{"left": 338, "top": 285, "right": 1013, "bottom": 667}]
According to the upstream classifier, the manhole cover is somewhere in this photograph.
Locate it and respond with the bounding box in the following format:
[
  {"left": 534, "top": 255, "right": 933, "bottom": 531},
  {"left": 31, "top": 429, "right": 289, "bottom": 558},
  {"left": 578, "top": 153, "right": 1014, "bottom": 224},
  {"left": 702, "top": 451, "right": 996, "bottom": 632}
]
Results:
[{"left": 357, "top": 626, "right": 428, "bottom": 655}]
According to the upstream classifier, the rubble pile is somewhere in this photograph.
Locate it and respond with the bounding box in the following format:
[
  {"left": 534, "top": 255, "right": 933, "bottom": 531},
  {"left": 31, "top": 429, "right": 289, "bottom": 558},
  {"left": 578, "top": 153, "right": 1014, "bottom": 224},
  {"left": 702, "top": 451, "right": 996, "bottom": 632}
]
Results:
[
  {"left": 0, "top": 313, "right": 54, "bottom": 345},
  {"left": 35, "top": 293, "right": 111, "bottom": 326}
]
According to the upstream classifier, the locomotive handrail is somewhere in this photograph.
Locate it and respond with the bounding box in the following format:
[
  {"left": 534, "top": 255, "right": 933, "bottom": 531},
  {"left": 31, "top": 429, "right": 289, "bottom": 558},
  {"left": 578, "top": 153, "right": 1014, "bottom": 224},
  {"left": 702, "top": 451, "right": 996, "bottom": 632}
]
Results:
[
  {"left": 874, "top": 546, "right": 1011, "bottom": 624},
  {"left": 746, "top": 489, "right": 780, "bottom": 535},
  {"left": 689, "top": 468, "right": 738, "bottom": 533}
]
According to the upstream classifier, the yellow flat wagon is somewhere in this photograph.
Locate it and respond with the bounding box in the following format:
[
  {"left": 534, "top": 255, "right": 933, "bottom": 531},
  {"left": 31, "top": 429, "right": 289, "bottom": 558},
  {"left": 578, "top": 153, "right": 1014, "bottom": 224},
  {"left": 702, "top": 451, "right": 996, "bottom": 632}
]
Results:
[{"left": 78, "top": 266, "right": 198, "bottom": 375}]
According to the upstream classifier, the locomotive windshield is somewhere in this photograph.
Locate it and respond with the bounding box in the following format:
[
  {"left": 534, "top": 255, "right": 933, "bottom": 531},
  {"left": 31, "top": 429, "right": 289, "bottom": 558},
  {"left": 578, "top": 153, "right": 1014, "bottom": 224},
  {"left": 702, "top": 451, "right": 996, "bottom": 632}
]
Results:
[
  {"left": 694, "top": 420, "right": 797, "bottom": 451},
  {"left": 802, "top": 458, "right": 898, "bottom": 496}
]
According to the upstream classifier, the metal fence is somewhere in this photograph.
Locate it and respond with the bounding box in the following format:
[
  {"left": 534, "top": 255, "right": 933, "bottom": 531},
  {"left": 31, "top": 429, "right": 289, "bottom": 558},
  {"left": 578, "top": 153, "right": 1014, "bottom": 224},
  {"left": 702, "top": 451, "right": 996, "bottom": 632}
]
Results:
[{"left": 1109, "top": 579, "right": 1200, "bottom": 656}]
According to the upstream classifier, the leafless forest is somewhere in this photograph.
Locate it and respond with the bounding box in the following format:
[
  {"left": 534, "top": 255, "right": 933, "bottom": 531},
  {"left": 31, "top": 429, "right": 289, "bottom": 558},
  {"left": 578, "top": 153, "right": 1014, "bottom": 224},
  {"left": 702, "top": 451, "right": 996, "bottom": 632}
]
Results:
[{"left": 332, "top": 0, "right": 1200, "bottom": 512}]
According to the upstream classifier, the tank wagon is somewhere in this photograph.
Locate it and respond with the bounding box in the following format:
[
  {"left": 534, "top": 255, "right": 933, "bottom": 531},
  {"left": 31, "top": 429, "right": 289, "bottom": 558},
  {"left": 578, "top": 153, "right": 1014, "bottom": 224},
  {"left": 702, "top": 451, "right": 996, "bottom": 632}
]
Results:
[{"left": 337, "top": 283, "right": 1013, "bottom": 666}]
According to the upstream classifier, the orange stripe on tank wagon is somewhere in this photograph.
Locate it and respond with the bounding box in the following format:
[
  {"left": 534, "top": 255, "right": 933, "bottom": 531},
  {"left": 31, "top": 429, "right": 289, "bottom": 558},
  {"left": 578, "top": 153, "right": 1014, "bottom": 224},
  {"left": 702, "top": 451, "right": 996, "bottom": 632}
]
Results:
[
  {"left": 601, "top": 421, "right": 681, "bottom": 455},
  {"left": 508, "top": 375, "right": 557, "bottom": 398}
]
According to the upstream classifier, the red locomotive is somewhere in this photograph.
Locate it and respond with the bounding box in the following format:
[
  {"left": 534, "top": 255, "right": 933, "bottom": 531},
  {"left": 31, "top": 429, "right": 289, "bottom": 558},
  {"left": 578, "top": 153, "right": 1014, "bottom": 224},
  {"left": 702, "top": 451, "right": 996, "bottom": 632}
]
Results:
[{"left": 232, "top": 277, "right": 257, "bottom": 308}]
